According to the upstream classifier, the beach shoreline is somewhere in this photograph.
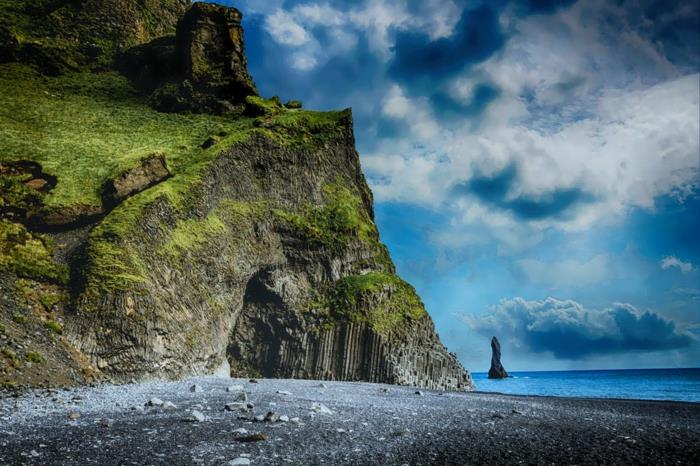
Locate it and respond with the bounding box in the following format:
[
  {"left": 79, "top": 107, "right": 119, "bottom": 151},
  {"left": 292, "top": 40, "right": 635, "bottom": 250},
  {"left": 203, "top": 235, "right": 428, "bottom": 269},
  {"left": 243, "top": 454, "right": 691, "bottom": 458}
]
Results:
[{"left": 2, "top": 377, "right": 699, "bottom": 465}]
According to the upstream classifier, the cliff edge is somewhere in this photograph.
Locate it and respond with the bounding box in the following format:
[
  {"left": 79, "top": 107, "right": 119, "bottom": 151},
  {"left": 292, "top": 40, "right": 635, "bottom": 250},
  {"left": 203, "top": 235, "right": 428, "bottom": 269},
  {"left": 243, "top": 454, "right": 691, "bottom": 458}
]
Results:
[{"left": 0, "top": 1, "right": 473, "bottom": 391}]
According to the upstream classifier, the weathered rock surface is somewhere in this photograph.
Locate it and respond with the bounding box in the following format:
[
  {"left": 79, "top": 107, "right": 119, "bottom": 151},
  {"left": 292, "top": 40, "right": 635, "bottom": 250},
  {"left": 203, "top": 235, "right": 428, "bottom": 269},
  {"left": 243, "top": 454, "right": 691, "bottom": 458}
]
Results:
[{"left": 488, "top": 336, "right": 508, "bottom": 379}]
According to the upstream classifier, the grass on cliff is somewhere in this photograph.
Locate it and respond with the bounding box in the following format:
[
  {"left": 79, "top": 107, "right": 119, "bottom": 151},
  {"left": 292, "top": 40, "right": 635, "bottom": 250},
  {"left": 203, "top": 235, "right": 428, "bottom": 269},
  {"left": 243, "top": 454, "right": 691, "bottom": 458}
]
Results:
[
  {"left": 325, "top": 272, "right": 426, "bottom": 334},
  {"left": 0, "top": 62, "right": 248, "bottom": 210}
]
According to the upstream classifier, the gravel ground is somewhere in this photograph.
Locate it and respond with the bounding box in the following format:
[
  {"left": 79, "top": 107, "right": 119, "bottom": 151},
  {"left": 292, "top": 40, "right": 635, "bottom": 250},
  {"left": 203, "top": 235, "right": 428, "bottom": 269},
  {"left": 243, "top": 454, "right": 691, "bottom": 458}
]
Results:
[{"left": 1, "top": 377, "right": 698, "bottom": 465}]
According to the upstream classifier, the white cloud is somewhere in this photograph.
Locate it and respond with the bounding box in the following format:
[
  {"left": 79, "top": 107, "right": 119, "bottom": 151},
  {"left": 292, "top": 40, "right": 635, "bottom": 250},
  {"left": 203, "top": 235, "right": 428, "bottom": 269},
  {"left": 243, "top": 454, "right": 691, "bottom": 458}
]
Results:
[
  {"left": 362, "top": 0, "right": 700, "bottom": 253},
  {"left": 264, "top": 9, "right": 311, "bottom": 46},
  {"left": 516, "top": 254, "right": 610, "bottom": 287},
  {"left": 661, "top": 256, "right": 695, "bottom": 274},
  {"left": 459, "top": 297, "right": 695, "bottom": 359}
]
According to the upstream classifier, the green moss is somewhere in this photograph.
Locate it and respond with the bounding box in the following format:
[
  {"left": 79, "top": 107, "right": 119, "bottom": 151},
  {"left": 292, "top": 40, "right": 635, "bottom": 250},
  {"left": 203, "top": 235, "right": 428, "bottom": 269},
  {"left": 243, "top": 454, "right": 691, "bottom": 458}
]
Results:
[
  {"left": 39, "top": 292, "right": 65, "bottom": 311},
  {"left": 0, "top": 220, "right": 68, "bottom": 284},
  {"left": 25, "top": 351, "right": 43, "bottom": 363},
  {"left": 12, "top": 313, "right": 26, "bottom": 324},
  {"left": 276, "top": 183, "right": 376, "bottom": 248},
  {"left": 161, "top": 213, "right": 227, "bottom": 258},
  {"left": 43, "top": 319, "right": 63, "bottom": 334},
  {"left": 81, "top": 239, "right": 148, "bottom": 299},
  {"left": 1, "top": 348, "right": 20, "bottom": 368},
  {"left": 0, "top": 323, "right": 4, "bottom": 333},
  {"left": 245, "top": 95, "right": 283, "bottom": 116},
  {"left": 326, "top": 272, "right": 426, "bottom": 334}
]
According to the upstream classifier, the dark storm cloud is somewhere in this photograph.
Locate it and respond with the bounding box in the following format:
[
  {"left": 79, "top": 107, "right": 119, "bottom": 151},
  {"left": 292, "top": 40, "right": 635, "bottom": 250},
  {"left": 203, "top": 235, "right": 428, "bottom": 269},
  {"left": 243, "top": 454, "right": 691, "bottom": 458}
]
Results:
[
  {"left": 464, "top": 298, "right": 695, "bottom": 359},
  {"left": 453, "top": 164, "right": 594, "bottom": 220},
  {"left": 388, "top": 5, "right": 506, "bottom": 90}
]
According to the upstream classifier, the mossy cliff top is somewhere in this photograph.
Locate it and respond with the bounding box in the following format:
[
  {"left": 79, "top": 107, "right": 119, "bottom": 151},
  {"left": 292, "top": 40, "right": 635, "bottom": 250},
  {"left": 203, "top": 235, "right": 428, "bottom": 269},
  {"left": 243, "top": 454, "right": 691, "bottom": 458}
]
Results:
[{"left": 0, "top": 1, "right": 470, "bottom": 390}]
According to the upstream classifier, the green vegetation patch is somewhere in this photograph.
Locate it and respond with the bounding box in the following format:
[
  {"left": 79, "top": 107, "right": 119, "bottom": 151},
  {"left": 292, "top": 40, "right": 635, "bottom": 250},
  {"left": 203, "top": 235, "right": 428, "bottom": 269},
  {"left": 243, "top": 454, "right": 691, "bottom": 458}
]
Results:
[
  {"left": 326, "top": 271, "right": 426, "bottom": 334},
  {"left": 0, "top": 63, "right": 250, "bottom": 210},
  {"left": 0, "top": 220, "right": 68, "bottom": 284},
  {"left": 1, "top": 348, "right": 21, "bottom": 368},
  {"left": 25, "top": 351, "right": 43, "bottom": 363},
  {"left": 43, "top": 319, "right": 63, "bottom": 334},
  {"left": 276, "top": 183, "right": 376, "bottom": 247}
]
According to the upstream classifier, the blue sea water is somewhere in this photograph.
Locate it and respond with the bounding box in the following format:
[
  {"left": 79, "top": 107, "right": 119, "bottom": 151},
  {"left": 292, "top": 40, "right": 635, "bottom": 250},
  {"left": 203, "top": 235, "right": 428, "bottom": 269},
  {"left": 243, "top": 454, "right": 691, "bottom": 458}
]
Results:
[{"left": 471, "top": 368, "right": 700, "bottom": 402}]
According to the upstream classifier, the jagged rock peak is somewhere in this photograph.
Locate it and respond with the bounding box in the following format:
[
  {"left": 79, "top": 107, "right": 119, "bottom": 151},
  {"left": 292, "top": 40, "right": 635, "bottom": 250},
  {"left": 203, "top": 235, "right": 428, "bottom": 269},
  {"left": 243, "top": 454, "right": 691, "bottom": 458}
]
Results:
[
  {"left": 176, "top": 2, "right": 257, "bottom": 99},
  {"left": 488, "top": 336, "right": 508, "bottom": 379}
]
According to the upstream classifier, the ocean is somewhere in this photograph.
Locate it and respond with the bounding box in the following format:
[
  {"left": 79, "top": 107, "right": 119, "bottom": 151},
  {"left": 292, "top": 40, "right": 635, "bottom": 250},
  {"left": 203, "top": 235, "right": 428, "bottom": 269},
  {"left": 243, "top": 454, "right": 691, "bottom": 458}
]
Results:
[{"left": 471, "top": 368, "right": 700, "bottom": 402}]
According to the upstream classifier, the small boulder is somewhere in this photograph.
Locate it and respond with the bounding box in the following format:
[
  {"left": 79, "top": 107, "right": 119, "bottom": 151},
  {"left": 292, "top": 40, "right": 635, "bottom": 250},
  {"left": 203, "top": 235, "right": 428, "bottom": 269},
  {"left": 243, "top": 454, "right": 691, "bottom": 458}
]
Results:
[
  {"left": 235, "top": 433, "right": 267, "bottom": 443},
  {"left": 190, "top": 384, "right": 203, "bottom": 393},
  {"left": 185, "top": 410, "right": 206, "bottom": 422},
  {"left": 276, "top": 390, "right": 292, "bottom": 396},
  {"left": 264, "top": 411, "right": 280, "bottom": 423},
  {"left": 310, "top": 402, "right": 333, "bottom": 415},
  {"left": 228, "top": 458, "right": 251, "bottom": 466},
  {"left": 145, "top": 398, "right": 164, "bottom": 407}
]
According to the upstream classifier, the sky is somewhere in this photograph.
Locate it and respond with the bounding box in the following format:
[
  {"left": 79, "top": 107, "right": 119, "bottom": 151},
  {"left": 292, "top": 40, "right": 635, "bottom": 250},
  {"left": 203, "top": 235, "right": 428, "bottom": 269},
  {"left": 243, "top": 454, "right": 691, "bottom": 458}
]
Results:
[{"left": 223, "top": 0, "right": 699, "bottom": 372}]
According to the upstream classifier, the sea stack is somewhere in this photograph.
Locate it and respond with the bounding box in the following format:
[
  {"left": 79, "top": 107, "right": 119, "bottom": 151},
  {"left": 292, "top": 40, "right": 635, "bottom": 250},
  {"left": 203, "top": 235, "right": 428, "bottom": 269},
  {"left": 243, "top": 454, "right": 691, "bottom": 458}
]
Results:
[{"left": 488, "top": 336, "right": 508, "bottom": 379}]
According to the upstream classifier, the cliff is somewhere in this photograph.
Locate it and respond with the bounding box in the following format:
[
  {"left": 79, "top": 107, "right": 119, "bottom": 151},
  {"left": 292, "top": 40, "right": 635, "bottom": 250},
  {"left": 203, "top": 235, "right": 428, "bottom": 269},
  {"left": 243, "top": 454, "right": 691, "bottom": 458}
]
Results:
[{"left": 0, "top": 1, "right": 473, "bottom": 391}]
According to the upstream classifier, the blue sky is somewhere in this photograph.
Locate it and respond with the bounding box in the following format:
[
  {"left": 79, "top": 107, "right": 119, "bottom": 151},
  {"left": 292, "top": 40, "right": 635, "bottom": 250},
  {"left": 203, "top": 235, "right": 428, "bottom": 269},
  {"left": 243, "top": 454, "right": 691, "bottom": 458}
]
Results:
[{"left": 224, "top": 0, "right": 699, "bottom": 372}]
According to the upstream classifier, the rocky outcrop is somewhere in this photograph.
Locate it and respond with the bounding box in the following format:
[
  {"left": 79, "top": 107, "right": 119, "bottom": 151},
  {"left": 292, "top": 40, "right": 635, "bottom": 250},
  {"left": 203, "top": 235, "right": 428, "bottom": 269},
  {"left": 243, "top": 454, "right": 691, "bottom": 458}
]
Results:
[
  {"left": 102, "top": 153, "right": 171, "bottom": 209},
  {"left": 488, "top": 336, "right": 508, "bottom": 379},
  {"left": 0, "top": 1, "right": 474, "bottom": 392},
  {"left": 123, "top": 2, "right": 259, "bottom": 114}
]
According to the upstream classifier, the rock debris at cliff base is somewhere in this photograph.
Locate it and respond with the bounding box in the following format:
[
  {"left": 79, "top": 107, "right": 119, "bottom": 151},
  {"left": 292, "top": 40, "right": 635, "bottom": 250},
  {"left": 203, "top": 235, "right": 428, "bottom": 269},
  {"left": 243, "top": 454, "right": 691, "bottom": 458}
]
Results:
[{"left": 1, "top": 378, "right": 698, "bottom": 465}]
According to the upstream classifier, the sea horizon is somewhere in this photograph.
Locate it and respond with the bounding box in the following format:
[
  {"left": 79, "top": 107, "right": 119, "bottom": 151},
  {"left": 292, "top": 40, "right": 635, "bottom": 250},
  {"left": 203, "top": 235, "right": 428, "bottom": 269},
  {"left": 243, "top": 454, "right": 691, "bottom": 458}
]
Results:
[{"left": 470, "top": 367, "right": 700, "bottom": 403}]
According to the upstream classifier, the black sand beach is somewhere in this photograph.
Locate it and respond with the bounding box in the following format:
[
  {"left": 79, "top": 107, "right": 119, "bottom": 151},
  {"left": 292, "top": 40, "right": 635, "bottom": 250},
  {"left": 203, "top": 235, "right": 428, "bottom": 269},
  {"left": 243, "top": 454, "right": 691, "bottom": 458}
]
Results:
[{"left": 1, "top": 378, "right": 698, "bottom": 465}]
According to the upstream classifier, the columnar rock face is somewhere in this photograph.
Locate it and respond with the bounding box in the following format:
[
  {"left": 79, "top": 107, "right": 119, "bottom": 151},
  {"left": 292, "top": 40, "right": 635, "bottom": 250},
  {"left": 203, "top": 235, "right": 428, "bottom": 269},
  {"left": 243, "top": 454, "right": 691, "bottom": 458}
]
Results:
[
  {"left": 0, "top": 1, "right": 474, "bottom": 391},
  {"left": 488, "top": 336, "right": 508, "bottom": 379}
]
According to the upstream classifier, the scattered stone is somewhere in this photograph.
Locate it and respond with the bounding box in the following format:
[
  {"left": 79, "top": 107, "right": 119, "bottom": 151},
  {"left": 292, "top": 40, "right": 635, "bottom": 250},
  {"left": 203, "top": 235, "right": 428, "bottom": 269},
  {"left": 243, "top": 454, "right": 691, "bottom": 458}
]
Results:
[
  {"left": 492, "top": 413, "right": 505, "bottom": 419},
  {"left": 185, "top": 410, "right": 206, "bottom": 422},
  {"left": 380, "top": 388, "right": 389, "bottom": 393},
  {"left": 226, "top": 385, "right": 245, "bottom": 392},
  {"left": 254, "top": 414, "right": 265, "bottom": 422},
  {"left": 512, "top": 409, "right": 523, "bottom": 415},
  {"left": 163, "top": 401, "right": 177, "bottom": 409},
  {"left": 190, "top": 384, "right": 203, "bottom": 393},
  {"left": 224, "top": 402, "right": 252, "bottom": 412},
  {"left": 265, "top": 411, "right": 280, "bottom": 422},
  {"left": 318, "top": 383, "right": 328, "bottom": 388},
  {"left": 336, "top": 428, "right": 347, "bottom": 433},
  {"left": 228, "top": 458, "right": 251, "bottom": 466},
  {"left": 310, "top": 402, "right": 333, "bottom": 415},
  {"left": 279, "top": 415, "right": 289, "bottom": 423},
  {"left": 97, "top": 418, "right": 112, "bottom": 428},
  {"left": 233, "top": 428, "right": 248, "bottom": 435},
  {"left": 276, "top": 390, "right": 292, "bottom": 396},
  {"left": 249, "top": 379, "right": 258, "bottom": 383},
  {"left": 145, "top": 397, "right": 164, "bottom": 407},
  {"left": 290, "top": 417, "right": 300, "bottom": 423},
  {"left": 235, "top": 433, "right": 267, "bottom": 443},
  {"left": 67, "top": 412, "right": 80, "bottom": 420},
  {"left": 415, "top": 390, "right": 424, "bottom": 396}
]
